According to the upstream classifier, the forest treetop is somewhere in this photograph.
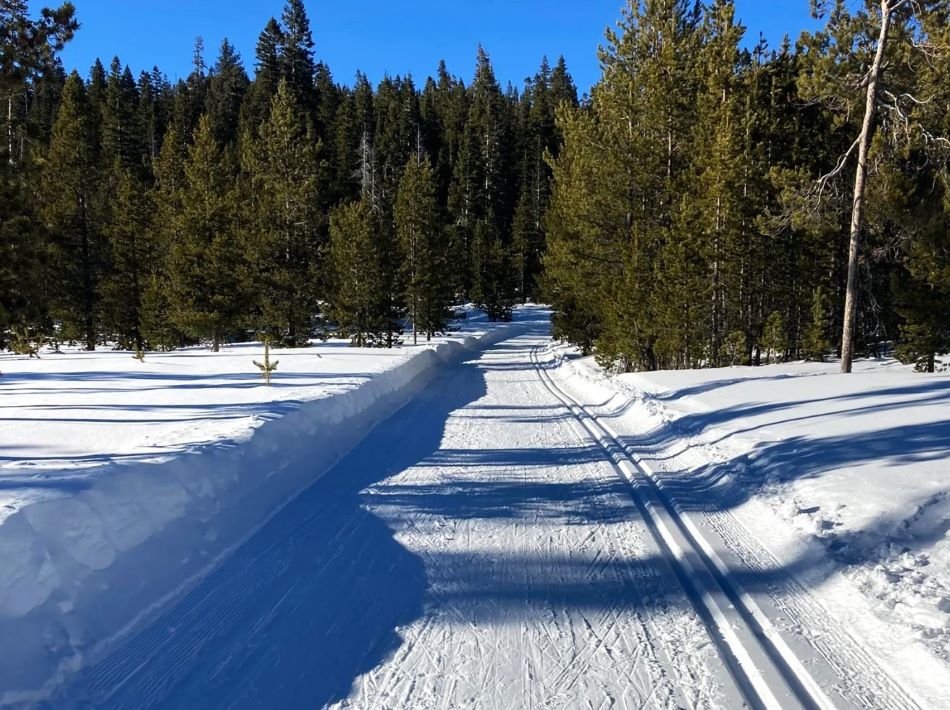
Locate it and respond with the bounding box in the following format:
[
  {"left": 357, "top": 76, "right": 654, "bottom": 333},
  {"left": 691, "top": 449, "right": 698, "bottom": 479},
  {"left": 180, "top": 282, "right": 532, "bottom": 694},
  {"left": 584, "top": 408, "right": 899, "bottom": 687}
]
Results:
[
  {"left": 2, "top": 0, "right": 578, "bottom": 353},
  {"left": 1, "top": 0, "right": 948, "bottom": 373}
]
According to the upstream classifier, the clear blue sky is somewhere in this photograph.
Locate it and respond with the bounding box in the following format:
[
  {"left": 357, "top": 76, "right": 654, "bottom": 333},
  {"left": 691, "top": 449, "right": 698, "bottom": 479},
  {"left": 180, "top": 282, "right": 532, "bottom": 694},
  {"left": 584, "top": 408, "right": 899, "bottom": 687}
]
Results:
[{"left": 42, "top": 1, "right": 824, "bottom": 93}]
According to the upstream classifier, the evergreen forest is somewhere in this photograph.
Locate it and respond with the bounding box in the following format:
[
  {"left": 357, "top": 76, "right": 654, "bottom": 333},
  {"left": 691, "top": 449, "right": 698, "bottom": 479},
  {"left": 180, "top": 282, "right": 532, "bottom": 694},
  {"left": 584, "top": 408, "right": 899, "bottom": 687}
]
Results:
[{"left": 1, "top": 0, "right": 948, "bottom": 372}]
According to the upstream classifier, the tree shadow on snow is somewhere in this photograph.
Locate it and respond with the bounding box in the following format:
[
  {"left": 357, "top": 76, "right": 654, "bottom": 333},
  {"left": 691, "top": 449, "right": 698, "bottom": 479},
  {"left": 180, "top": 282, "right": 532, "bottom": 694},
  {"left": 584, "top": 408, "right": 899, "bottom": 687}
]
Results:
[
  {"left": 608, "top": 376, "right": 950, "bottom": 570},
  {"left": 54, "top": 348, "right": 493, "bottom": 710},
  {"left": 51, "top": 321, "right": 947, "bottom": 709}
]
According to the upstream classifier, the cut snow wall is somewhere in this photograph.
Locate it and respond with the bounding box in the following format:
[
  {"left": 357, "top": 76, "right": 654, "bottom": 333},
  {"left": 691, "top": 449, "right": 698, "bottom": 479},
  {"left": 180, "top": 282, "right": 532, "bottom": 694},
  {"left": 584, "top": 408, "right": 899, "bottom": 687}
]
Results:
[{"left": 0, "top": 325, "right": 519, "bottom": 703}]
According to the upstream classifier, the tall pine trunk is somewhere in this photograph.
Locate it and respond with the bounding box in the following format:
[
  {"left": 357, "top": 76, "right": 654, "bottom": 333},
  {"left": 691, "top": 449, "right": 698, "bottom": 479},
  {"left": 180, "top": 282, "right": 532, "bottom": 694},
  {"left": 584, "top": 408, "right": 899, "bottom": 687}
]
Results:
[
  {"left": 841, "top": 0, "right": 893, "bottom": 373},
  {"left": 80, "top": 192, "right": 96, "bottom": 351}
]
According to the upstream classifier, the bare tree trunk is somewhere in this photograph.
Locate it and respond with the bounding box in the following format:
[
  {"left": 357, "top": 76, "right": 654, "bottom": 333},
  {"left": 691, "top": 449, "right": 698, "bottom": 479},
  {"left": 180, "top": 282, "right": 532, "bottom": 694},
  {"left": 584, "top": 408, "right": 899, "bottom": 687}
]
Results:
[
  {"left": 412, "top": 296, "right": 418, "bottom": 346},
  {"left": 841, "top": 0, "right": 893, "bottom": 373},
  {"left": 6, "top": 96, "right": 13, "bottom": 165}
]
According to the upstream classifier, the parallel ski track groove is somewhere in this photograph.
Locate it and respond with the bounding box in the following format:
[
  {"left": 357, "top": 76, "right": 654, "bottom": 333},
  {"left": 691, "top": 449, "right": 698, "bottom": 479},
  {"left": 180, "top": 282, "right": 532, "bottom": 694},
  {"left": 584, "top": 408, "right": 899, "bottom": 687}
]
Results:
[
  {"left": 574, "top": 349, "right": 921, "bottom": 710},
  {"left": 530, "top": 345, "right": 828, "bottom": 710},
  {"left": 612, "top": 399, "right": 921, "bottom": 709},
  {"left": 700, "top": 507, "right": 918, "bottom": 709}
]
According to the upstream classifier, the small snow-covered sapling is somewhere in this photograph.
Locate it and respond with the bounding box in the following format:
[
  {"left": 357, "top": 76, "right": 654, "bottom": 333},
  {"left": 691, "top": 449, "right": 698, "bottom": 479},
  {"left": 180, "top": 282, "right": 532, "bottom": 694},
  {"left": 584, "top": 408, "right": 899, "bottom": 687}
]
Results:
[{"left": 253, "top": 340, "right": 279, "bottom": 386}]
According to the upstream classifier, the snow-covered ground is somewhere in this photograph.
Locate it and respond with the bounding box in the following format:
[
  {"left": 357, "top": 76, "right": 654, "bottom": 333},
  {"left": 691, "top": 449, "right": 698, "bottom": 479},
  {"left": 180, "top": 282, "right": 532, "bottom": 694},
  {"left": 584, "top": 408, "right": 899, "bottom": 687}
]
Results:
[
  {"left": 556, "top": 347, "right": 950, "bottom": 703},
  {"left": 0, "top": 307, "right": 546, "bottom": 703},
  {"left": 2, "top": 312, "right": 947, "bottom": 707}
]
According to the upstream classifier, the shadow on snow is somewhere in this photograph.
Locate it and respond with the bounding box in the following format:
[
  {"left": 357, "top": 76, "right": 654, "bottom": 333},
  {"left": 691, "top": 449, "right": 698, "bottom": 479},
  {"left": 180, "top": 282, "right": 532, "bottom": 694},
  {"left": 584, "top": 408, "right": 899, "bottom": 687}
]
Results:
[{"left": 51, "top": 324, "right": 949, "bottom": 709}]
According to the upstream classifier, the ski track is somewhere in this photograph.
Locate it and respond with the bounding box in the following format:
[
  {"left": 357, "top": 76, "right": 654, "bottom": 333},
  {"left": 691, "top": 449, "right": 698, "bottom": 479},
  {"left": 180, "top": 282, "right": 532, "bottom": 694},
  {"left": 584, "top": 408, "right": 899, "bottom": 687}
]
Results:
[
  {"left": 548, "top": 346, "right": 921, "bottom": 710},
  {"left": 332, "top": 334, "right": 723, "bottom": 709},
  {"left": 47, "top": 330, "right": 915, "bottom": 709}
]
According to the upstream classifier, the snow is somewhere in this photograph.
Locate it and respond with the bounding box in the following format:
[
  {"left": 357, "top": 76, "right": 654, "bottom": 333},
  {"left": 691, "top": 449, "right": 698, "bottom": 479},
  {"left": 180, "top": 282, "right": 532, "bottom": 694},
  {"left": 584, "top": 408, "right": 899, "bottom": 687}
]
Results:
[
  {"left": 54, "top": 326, "right": 735, "bottom": 709},
  {"left": 2, "top": 312, "right": 947, "bottom": 707},
  {"left": 0, "top": 307, "right": 545, "bottom": 703},
  {"left": 555, "top": 347, "right": 950, "bottom": 704}
]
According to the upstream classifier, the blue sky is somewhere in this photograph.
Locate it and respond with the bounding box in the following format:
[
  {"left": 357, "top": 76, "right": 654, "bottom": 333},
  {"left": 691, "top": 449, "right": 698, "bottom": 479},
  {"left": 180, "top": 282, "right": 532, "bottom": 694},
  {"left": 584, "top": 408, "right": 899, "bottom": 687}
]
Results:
[{"left": 46, "top": 1, "right": 824, "bottom": 92}]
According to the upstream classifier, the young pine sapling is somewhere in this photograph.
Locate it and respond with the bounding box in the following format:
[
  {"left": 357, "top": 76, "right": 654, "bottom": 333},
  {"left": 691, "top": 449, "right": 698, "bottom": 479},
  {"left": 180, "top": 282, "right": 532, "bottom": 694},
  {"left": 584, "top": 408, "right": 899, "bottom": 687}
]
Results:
[{"left": 253, "top": 338, "right": 279, "bottom": 386}]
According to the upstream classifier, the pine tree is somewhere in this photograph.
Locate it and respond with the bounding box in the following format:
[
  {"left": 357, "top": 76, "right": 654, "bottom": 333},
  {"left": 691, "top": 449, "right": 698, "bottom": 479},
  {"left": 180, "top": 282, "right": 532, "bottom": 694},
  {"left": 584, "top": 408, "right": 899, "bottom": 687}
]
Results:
[
  {"left": 471, "top": 219, "right": 516, "bottom": 322},
  {"left": 889, "top": 3, "right": 950, "bottom": 372},
  {"left": 465, "top": 47, "right": 515, "bottom": 229},
  {"left": 206, "top": 38, "right": 249, "bottom": 146},
  {"left": 762, "top": 311, "right": 787, "bottom": 364},
  {"left": 690, "top": 0, "right": 749, "bottom": 364},
  {"left": 637, "top": 1, "right": 704, "bottom": 369},
  {"left": 396, "top": 154, "right": 450, "bottom": 342},
  {"left": 546, "top": 0, "right": 703, "bottom": 371},
  {"left": 279, "top": 0, "right": 317, "bottom": 115},
  {"left": 803, "top": 286, "right": 831, "bottom": 362},
  {"left": 720, "top": 330, "right": 748, "bottom": 366},
  {"left": 137, "top": 68, "right": 170, "bottom": 161},
  {"left": 177, "top": 37, "right": 209, "bottom": 137},
  {"left": 166, "top": 115, "right": 249, "bottom": 351},
  {"left": 101, "top": 57, "right": 141, "bottom": 170},
  {"left": 550, "top": 55, "right": 579, "bottom": 108},
  {"left": 766, "top": 38, "right": 850, "bottom": 365},
  {"left": 512, "top": 55, "right": 574, "bottom": 303},
  {"left": 243, "top": 79, "right": 323, "bottom": 346},
  {"left": 140, "top": 273, "right": 178, "bottom": 351},
  {"left": 26, "top": 59, "right": 67, "bottom": 151},
  {"left": 0, "top": 1, "right": 76, "bottom": 343},
  {"left": 332, "top": 72, "right": 374, "bottom": 202},
  {"left": 1, "top": 0, "right": 77, "bottom": 164},
  {"left": 100, "top": 161, "right": 153, "bottom": 349},
  {"left": 328, "top": 200, "right": 384, "bottom": 346},
  {"left": 893, "top": 189, "right": 950, "bottom": 372},
  {"left": 0, "top": 160, "right": 48, "bottom": 342},
  {"left": 313, "top": 63, "right": 339, "bottom": 134},
  {"left": 371, "top": 75, "right": 418, "bottom": 346},
  {"left": 41, "top": 70, "right": 103, "bottom": 349},
  {"left": 253, "top": 338, "right": 279, "bottom": 385},
  {"left": 799, "top": 1, "right": 948, "bottom": 372},
  {"left": 544, "top": 106, "right": 612, "bottom": 362},
  {"left": 240, "top": 18, "right": 284, "bottom": 136},
  {"left": 895, "top": 299, "right": 948, "bottom": 373},
  {"left": 456, "top": 47, "right": 519, "bottom": 313},
  {"left": 510, "top": 191, "right": 537, "bottom": 303},
  {"left": 141, "top": 111, "right": 189, "bottom": 350}
]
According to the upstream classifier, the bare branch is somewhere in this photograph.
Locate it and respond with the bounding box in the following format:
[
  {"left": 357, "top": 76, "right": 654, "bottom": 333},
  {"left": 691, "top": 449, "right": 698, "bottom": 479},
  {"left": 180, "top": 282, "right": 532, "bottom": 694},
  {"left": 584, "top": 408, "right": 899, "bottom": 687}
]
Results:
[
  {"left": 878, "top": 90, "right": 950, "bottom": 148},
  {"left": 815, "top": 137, "right": 861, "bottom": 201}
]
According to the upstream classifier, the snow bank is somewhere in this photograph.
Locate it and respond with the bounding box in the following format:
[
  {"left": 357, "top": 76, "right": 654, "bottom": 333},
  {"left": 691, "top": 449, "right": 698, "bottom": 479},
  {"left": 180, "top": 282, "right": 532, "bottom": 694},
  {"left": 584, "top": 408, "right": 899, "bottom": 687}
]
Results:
[
  {"left": 0, "top": 310, "right": 540, "bottom": 703},
  {"left": 552, "top": 347, "right": 950, "bottom": 688}
]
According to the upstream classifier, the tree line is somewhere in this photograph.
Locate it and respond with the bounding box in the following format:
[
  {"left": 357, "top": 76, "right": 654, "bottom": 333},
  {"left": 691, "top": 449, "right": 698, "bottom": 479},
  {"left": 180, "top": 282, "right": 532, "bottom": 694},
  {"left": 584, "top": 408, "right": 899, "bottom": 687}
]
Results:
[
  {"left": 545, "top": 0, "right": 949, "bottom": 373},
  {"left": 0, "top": 0, "right": 578, "bottom": 353},
  {"left": 3, "top": 0, "right": 947, "bottom": 372}
]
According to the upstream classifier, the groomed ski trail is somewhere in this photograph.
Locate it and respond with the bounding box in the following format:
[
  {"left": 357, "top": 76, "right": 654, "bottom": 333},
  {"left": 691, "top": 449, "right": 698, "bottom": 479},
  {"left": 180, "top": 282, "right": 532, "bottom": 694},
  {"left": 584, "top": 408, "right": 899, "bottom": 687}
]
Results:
[{"left": 52, "top": 329, "right": 916, "bottom": 709}]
